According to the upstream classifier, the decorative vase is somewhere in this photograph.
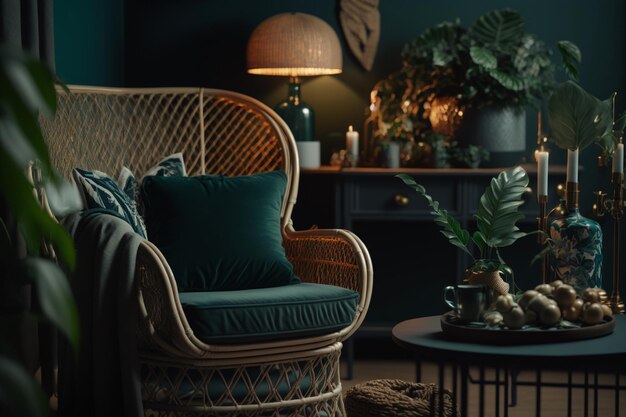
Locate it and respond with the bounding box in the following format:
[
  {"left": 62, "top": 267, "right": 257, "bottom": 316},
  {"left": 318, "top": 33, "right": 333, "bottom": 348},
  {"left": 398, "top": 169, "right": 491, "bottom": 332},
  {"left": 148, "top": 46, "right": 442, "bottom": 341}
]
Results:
[
  {"left": 455, "top": 106, "right": 526, "bottom": 168},
  {"left": 550, "top": 184, "right": 603, "bottom": 292}
]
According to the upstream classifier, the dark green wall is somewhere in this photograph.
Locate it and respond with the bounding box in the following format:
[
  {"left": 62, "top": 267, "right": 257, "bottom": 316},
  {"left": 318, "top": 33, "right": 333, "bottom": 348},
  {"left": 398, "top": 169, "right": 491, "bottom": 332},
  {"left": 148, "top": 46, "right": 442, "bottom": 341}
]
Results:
[
  {"left": 121, "top": 1, "right": 624, "bottom": 166},
  {"left": 55, "top": 0, "right": 625, "bottom": 289},
  {"left": 54, "top": 0, "right": 124, "bottom": 86}
]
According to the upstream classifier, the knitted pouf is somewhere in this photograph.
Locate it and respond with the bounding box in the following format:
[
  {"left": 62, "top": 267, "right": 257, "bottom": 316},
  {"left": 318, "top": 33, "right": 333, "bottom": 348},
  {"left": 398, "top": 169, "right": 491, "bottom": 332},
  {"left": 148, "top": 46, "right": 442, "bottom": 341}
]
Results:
[{"left": 345, "top": 379, "right": 457, "bottom": 417}]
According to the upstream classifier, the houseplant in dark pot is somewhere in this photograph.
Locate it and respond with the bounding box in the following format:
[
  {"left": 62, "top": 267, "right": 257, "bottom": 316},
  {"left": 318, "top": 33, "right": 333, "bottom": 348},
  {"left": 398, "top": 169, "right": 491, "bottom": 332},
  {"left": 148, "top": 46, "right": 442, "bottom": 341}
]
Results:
[
  {"left": 397, "top": 166, "right": 530, "bottom": 297},
  {"left": 397, "top": 9, "right": 581, "bottom": 167}
]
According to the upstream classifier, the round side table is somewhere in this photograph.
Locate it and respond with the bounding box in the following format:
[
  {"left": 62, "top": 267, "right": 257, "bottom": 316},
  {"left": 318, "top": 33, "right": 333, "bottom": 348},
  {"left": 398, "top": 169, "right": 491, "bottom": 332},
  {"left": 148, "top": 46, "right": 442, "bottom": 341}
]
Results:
[{"left": 392, "top": 315, "right": 626, "bottom": 417}]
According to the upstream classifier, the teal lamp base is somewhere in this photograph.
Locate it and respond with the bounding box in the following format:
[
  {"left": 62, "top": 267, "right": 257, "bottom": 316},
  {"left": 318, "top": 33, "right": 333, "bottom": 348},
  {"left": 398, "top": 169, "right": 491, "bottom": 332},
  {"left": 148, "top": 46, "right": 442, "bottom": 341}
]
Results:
[
  {"left": 274, "top": 77, "right": 315, "bottom": 142},
  {"left": 275, "top": 77, "right": 319, "bottom": 168}
]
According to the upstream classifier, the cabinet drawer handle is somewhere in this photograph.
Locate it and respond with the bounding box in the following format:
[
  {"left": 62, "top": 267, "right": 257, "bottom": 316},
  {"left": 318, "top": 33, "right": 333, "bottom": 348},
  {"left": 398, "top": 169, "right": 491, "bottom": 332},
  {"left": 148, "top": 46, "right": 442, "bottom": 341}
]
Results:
[{"left": 395, "top": 194, "right": 409, "bottom": 206}]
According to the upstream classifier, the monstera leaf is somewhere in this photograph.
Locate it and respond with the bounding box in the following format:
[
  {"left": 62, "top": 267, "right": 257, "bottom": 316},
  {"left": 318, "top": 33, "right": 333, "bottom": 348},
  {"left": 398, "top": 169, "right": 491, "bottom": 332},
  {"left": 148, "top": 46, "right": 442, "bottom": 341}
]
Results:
[
  {"left": 548, "top": 81, "right": 612, "bottom": 151},
  {"left": 557, "top": 40, "right": 582, "bottom": 81},
  {"left": 469, "top": 46, "right": 497, "bottom": 69},
  {"left": 470, "top": 9, "right": 525, "bottom": 47},
  {"left": 396, "top": 174, "right": 471, "bottom": 256},
  {"left": 488, "top": 69, "right": 525, "bottom": 91},
  {"left": 474, "top": 166, "right": 529, "bottom": 249}
]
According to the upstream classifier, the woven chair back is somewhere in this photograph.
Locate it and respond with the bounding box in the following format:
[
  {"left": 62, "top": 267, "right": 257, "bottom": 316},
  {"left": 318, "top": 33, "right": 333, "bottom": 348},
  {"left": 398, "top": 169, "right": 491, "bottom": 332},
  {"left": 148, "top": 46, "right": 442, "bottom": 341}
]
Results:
[{"left": 39, "top": 86, "right": 299, "bottom": 221}]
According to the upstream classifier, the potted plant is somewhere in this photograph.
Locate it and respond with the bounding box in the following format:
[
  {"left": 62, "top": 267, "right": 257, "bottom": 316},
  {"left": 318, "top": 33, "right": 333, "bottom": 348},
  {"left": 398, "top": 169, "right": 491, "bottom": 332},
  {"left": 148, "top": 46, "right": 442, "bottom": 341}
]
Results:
[
  {"left": 0, "top": 48, "right": 79, "bottom": 417},
  {"left": 376, "top": 9, "right": 581, "bottom": 167},
  {"left": 397, "top": 166, "right": 530, "bottom": 295}
]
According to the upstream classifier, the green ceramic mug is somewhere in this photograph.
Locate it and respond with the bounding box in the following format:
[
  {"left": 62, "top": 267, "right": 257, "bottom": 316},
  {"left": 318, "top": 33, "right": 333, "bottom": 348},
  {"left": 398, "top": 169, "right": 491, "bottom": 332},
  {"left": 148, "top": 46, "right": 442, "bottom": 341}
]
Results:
[{"left": 444, "top": 284, "right": 489, "bottom": 323}]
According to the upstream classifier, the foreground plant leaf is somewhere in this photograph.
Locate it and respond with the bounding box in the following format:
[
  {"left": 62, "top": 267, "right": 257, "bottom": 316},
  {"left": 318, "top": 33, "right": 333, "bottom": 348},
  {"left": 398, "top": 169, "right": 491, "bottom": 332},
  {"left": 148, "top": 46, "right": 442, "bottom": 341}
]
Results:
[
  {"left": 396, "top": 173, "right": 471, "bottom": 256},
  {"left": 23, "top": 258, "right": 79, "bottom": 351},
  {"left": 0, "top": 355, "right": 49, "bottom": 417}
]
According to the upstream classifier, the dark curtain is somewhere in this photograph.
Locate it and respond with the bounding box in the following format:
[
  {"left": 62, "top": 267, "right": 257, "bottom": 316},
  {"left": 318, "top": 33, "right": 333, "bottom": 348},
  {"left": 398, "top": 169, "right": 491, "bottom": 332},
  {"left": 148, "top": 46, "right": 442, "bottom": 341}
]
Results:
[
  {"left": 0, "top": 0, "right": 56, "bottom": 395},
  {"left": 0, "top": 0, "right": 55, "bottom": 68}
]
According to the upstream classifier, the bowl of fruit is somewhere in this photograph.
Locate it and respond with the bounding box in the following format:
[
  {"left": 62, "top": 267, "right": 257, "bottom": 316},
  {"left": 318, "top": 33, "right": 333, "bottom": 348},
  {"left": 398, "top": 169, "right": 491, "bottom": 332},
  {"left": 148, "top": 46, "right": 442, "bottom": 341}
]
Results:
[{"left": 440, "top": 280, "right": 615, "bottom": 344}]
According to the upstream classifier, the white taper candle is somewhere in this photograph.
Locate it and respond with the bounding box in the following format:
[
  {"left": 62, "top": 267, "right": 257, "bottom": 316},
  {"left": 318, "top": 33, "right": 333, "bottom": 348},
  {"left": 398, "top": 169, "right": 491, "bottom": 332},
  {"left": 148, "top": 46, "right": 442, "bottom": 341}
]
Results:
[
  {"left": 346, "top": 125, "right": 359, "bottom": 162},
  {"left": 567, "top": 148, "right": 579, "bottom": 183},
  {"left": 537, "top": 150, "right": 549, "bottom": 196},
  {"left": 613, "top": 143, "right": 624, "bottom": 174}
]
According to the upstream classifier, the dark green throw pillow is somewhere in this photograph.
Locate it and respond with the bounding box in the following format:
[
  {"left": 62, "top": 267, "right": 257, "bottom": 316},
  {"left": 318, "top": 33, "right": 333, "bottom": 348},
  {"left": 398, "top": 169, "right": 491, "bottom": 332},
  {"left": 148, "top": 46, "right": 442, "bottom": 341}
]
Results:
[{"left": 141, "top": 171, "right": 299, "bottom": 291}]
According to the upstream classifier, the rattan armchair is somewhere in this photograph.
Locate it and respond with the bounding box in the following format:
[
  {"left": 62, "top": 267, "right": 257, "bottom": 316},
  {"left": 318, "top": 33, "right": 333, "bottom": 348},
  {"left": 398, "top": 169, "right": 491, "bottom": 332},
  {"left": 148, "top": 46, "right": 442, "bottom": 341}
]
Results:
[{"left": 39, "top": 86, "right": 373, "bottom": 417}]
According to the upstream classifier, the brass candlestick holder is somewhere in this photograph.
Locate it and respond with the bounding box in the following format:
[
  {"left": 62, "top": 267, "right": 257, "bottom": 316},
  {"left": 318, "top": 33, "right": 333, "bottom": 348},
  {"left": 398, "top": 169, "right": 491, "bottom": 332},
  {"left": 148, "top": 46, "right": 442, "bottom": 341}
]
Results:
[
  {"left": 537, "top": 195, "right": 549, "bottom": 284},
  {"left": 607, "top": 171, "right": 626, "bottom": 313}
]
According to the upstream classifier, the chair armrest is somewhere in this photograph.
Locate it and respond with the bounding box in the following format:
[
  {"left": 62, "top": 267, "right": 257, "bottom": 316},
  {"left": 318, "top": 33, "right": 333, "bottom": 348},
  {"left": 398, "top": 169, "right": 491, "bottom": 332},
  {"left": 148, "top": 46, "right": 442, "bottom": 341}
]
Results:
[{"left": 283, "top": 223, "right": 373, "bottom": 336}]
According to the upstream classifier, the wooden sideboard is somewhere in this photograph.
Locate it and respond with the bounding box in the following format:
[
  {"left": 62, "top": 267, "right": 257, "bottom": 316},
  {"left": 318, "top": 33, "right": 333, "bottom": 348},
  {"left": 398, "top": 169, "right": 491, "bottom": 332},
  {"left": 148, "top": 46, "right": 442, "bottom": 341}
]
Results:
[{"left": 292, "top": 164, "right": 567, "bottom": 339}]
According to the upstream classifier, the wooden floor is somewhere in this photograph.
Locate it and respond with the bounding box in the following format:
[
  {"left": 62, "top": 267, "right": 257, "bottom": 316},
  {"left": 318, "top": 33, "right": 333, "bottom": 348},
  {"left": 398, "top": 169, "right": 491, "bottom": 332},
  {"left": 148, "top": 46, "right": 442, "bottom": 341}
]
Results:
[{"left": 341, "top": 360, "right": 625, "bottom": 417}]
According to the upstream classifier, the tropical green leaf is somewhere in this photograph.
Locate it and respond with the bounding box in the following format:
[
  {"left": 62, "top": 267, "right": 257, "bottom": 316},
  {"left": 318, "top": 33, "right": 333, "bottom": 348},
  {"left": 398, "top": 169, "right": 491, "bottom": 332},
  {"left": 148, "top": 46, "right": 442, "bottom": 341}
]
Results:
[
  {"left": 0, "top": 150, "right": 75, "bottom": 269},
  {"left": 488, "top": 69, "right": 525, "bottom": 91},
  {"left": 23, "top": 258, "right": 79, "bottom": 351},
  {"left": 396, "top": 174, "right": 472, "bottom": 256},
  {"left": 531, "top": 242, "right": 554, "bottom": 265},
  {"left": 475, "top": 166, "right": 529, "bottom": 249},
  {"left": 0, "top": 355, "right": 49, "bottom": 417},
  {"left": 0, "top": 51, "right": 55, "bottom": 179},
  {"left": 472, "top": 231, "right": 486, "bottom": 254},
  {"left": 470, "top": 9, "right": 525, "bottom": 47},
  {"left": 0, "top": 217, "right": 11, "bottom": 264},
  {"left": 557, "top": 40, "right": 581, "bottom": 81},
  {"left": 548, "top": 81, "right": 612, "bottom": 151},
  {"left": 470, "top": 46, "right": 497, "bottom": 69}
]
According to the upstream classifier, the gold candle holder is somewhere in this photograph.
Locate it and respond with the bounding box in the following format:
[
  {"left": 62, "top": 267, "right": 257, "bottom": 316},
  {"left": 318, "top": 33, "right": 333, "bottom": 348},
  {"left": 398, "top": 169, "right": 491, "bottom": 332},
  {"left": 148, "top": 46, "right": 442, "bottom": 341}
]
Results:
[
  {"left": 566, "top": 181, "right": 579, "bottom": 212},
  {"left": 609, "top": 171, "right": 625, "bottom": 314},
  {"left": 537, "top": 194, "right": 549, "bottom": 284}
]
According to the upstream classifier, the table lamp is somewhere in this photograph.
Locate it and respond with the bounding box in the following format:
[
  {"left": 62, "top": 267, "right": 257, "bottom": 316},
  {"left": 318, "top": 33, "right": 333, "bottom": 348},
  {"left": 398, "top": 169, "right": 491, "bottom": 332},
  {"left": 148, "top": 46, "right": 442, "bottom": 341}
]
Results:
[{"left": 246, "top": 12, "right": 342, "bottom": 168}]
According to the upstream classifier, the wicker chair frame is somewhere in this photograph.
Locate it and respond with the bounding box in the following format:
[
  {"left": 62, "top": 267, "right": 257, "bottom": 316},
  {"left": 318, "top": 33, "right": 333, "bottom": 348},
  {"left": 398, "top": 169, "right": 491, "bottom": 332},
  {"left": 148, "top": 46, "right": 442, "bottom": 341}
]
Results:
[{"left": 38, "top": 86, "right": 373, "bottom": 416}]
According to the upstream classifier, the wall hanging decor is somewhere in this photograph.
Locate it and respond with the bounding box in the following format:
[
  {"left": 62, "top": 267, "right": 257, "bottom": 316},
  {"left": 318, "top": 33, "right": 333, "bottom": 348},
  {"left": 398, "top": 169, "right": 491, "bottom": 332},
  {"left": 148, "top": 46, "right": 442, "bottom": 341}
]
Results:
[{"left": 339, "top": 0, "right": 380, "bottom": 71}]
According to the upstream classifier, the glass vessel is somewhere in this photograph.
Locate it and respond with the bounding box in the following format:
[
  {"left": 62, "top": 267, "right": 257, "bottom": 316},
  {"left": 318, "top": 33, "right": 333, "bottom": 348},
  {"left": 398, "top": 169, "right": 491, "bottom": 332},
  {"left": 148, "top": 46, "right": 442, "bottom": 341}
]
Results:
[{"left": 274, "top": 77, "right": 315, "bottom": 142}]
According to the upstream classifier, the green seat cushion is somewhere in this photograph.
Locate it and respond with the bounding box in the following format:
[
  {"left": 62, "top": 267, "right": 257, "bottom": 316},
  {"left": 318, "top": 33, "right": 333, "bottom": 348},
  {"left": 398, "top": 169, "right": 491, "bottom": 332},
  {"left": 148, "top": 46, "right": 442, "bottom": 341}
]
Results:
[
  {"left": 179, "top": 283, "right": 359, "bottom": 344},
  {"left": 141, "top": 171, "right": 298, "bottom": 291}
]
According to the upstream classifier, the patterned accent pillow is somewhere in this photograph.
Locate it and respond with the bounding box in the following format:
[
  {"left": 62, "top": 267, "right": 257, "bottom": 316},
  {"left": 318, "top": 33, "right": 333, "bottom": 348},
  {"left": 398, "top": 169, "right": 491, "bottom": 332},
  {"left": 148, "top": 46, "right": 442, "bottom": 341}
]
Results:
[
  {"left": 118, "top": 166, "right": 137, "bottom": 200},
  {"left": 72, "top": 168, "right": 147, "bottom": 238},
  {"left": 142, "top": 152, "right": 187, "bottom": 179},
  {"left": 118, "top": 152, "right": 188, "bottom": 201}
]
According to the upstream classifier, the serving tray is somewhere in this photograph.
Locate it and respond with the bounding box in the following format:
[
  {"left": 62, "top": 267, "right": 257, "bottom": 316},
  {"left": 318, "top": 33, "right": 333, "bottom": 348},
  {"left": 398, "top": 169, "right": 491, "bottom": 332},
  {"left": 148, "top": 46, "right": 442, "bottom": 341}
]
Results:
[{"left": 440, "top": 311, "right": 616, "bottom": 345}]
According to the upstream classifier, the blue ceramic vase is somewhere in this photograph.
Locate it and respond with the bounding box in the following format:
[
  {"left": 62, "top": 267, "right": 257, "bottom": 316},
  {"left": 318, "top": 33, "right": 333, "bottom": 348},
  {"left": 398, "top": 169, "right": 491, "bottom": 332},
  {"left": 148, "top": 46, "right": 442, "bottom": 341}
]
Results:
[{"left": 550, "top": 209, "right": 603, "bottom": 292}]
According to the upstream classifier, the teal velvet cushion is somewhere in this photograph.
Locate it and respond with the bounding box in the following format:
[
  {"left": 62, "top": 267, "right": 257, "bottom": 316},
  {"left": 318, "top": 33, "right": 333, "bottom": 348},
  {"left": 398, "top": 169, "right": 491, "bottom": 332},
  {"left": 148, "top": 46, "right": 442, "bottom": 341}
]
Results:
[
  {"left": 141, "top": 170, "right": 298, "bottom": 291},
  {"left": 179, "top": 283, "right": 359, "bottom": 344}
]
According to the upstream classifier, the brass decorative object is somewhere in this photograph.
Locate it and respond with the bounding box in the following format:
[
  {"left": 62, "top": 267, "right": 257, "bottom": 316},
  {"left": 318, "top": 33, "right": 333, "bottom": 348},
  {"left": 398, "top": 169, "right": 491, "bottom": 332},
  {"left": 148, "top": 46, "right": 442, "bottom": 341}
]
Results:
[
  {"left": 537, "top": 194, "right": 549, "bottom": 284},
  {"left": 607, "top": 168, "right": 625, "bottom": 313}
]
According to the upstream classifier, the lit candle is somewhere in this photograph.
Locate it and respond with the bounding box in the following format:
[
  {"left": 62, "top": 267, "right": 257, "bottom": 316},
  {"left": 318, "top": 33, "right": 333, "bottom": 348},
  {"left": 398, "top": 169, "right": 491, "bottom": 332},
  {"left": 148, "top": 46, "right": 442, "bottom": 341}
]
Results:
[
  {"left": 536, "top": 150, "right": 549, "bottom": 196},
  {"left": 567, "top": 148, "right": 579, "bottom": 183},
  {"left": 346, "top": 125, "right": 359, "bottom": 165},
  {"left": 613, "top": 142, "right": 624, "bottom": 174}
]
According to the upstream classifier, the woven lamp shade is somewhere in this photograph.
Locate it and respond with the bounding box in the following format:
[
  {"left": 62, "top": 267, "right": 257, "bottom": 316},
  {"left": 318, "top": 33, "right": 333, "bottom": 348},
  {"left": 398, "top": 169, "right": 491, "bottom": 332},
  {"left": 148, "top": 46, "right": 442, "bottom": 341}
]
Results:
[{"left": 247, "top": 13, "right": 342, "bottom": 77}]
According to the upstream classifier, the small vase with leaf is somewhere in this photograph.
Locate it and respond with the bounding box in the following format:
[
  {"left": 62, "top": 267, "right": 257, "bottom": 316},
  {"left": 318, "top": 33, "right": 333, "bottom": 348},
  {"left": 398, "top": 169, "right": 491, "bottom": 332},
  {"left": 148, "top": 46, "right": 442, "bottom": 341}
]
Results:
[
  {"left": 545, "top": 81, "right": 612, "bottom": 291},
  {"left": 397, "top": 166, "right": 530, "bottom": 299}
]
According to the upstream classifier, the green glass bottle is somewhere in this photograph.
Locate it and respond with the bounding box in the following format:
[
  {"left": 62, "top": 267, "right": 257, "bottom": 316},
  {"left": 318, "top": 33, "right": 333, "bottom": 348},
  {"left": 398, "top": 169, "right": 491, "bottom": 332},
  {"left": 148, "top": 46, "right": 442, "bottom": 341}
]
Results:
[{"left": 274, "top": 77, "right": 315, "bottom": 142}]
